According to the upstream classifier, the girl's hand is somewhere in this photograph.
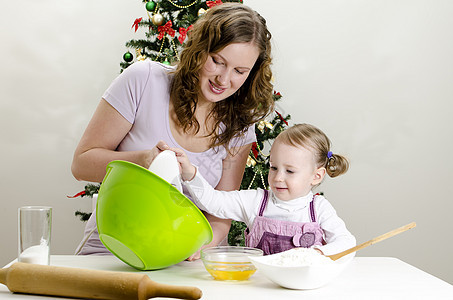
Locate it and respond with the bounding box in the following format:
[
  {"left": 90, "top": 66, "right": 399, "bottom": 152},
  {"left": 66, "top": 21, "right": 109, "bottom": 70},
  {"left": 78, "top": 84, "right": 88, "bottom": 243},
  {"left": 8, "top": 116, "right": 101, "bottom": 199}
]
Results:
[
  {"left": 169, "top": 147, "right": 197, "bottom": 181},
  {"left": 314, "top": 247, "right": 324, "bottom": 255}
]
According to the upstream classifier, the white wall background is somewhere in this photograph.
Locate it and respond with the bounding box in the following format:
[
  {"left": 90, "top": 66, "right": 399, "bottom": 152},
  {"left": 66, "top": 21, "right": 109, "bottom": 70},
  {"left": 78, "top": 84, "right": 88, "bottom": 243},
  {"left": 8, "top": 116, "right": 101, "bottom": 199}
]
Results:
[{"left": 1, "top": 0, "right": 452, "bottom": 284}]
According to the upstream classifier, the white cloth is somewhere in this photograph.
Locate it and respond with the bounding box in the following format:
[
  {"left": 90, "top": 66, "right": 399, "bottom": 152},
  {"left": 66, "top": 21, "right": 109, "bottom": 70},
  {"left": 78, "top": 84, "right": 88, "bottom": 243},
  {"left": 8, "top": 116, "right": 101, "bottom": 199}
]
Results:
[{"left": 183, "top": 170, "right": 356, "bottom": 256}]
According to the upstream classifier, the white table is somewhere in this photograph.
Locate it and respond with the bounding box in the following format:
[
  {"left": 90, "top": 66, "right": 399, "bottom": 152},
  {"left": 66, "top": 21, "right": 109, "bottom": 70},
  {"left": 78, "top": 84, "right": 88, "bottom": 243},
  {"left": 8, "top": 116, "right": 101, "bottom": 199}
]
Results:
[{"left": 1, "top": 255, "right": 452, "bottom": 299}]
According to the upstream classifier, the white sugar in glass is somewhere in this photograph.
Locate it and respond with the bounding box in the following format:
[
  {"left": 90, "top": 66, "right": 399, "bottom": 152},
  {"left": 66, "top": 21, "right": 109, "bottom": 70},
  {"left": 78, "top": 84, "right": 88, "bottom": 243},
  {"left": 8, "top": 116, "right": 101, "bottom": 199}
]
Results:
[{"left": 18, "top": 206, "right": 52, "bottom": 265}]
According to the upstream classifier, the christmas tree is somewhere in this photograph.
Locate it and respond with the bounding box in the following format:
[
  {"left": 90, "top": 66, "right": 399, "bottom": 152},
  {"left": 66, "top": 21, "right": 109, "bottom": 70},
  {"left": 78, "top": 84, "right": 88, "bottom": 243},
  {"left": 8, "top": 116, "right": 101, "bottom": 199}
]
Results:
[
  {"left": 121, "top": 0, "right": 242, "bottom": 70},
  {"left": 71, "top": 0, "right": 291, "bottom": 247}
]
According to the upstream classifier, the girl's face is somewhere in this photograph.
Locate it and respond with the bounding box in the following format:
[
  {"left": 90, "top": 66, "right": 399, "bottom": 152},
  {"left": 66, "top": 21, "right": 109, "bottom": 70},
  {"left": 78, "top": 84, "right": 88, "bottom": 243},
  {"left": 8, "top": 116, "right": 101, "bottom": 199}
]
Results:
[
  {"left": 198, "top": 42, "right": 259, "bottom": 105},
  {"left": 268, "top": 140, "right": 325, "bottom": 201}
]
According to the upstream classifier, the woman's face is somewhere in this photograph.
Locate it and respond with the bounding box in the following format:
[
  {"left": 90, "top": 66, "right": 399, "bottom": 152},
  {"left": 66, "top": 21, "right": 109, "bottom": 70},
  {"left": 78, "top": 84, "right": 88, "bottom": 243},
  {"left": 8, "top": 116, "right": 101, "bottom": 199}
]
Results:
[{"left": 198, "top": 42, "right": 259, "bottom": 105}]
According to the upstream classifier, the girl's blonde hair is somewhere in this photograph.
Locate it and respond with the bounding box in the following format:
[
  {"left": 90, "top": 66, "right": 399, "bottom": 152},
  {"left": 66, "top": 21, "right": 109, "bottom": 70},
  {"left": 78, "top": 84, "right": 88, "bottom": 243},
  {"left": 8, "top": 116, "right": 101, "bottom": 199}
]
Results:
[
  {"left": 171, "top": 3, "right": 274, "bottom": 151},
  {"left": 276, "top": 123, "right": 349, "bottom": 178}
]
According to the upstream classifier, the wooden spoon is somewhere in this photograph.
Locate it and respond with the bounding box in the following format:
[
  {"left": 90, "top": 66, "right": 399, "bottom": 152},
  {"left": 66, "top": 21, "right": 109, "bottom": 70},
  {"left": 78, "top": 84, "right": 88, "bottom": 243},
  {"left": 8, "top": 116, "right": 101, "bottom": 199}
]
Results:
[{"left": 328, "top": 222, "right": 416, "bottom": 261}]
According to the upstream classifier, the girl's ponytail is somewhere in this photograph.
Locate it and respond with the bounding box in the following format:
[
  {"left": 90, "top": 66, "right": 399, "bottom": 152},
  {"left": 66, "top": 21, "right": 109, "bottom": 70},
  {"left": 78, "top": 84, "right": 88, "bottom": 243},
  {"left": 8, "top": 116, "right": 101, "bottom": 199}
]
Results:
[{"left": 326, "top": 152, "right": 349, "bottom": 178}]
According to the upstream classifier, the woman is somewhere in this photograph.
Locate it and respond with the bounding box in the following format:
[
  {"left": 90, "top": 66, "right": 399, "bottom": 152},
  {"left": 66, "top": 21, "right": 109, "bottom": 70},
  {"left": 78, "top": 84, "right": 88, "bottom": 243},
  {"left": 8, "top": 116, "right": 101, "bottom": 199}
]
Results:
[{"left": 72, "top": 3, "right": 274, "bottom": 259}]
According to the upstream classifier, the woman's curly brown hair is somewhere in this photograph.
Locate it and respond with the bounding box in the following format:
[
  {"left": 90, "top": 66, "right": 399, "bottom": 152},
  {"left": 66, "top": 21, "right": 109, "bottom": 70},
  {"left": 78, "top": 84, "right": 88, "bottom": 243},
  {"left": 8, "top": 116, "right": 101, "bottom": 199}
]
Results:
[{"left": 170, "top": 3, "right": 274, "bottom": 151}]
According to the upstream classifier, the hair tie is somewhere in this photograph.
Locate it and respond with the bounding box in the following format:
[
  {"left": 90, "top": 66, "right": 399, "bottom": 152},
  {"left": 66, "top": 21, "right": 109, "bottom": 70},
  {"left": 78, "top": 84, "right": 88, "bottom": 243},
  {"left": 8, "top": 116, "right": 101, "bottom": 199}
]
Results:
[{"left": 327, "top": 151, "right": 333, "bottom": 159}]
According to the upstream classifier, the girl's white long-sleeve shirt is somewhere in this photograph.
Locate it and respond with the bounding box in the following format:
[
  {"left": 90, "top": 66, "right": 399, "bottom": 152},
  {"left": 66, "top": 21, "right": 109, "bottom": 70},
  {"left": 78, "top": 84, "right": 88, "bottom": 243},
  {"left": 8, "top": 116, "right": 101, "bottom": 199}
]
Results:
[{"left": 183, "top": 171, "right": 356, "bottom": 256}]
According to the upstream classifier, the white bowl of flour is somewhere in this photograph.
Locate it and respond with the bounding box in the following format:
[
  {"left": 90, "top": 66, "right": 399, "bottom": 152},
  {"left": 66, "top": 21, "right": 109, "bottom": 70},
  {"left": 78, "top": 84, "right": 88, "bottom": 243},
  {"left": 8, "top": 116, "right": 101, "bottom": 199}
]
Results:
[{"left": 249, "top": 248, "right": 353, "bottom": 289}]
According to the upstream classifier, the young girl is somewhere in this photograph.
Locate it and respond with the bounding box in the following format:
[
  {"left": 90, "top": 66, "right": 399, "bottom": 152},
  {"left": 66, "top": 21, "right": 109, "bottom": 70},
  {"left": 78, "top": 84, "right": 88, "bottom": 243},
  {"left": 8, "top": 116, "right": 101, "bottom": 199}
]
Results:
[{"left": 172, "top": 123, "right": 356, "bottom": 256}]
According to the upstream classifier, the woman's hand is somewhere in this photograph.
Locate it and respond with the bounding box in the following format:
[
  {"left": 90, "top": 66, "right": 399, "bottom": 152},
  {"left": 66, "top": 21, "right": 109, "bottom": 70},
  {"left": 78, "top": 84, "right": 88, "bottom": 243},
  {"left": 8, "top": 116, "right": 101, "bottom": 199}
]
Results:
[
  {"left": 142, "top": 140, "right": 171, "bottom": 168},
  {"left": 186, "top": 249, "right": 203, "bottom": 261}
]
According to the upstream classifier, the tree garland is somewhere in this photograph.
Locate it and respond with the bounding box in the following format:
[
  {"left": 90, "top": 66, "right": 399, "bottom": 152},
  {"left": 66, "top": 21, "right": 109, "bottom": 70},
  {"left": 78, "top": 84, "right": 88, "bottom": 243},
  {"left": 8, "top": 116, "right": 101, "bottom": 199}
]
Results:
[{"left": 120, "top": 0, "right": 243, "bottom": 70}]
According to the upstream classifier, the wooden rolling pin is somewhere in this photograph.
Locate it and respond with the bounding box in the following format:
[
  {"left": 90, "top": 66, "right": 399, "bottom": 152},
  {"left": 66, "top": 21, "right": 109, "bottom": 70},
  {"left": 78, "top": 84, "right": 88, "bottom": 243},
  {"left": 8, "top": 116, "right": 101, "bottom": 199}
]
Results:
[{"left": 0, "top": 262, "right": 202, "bottom": 300}]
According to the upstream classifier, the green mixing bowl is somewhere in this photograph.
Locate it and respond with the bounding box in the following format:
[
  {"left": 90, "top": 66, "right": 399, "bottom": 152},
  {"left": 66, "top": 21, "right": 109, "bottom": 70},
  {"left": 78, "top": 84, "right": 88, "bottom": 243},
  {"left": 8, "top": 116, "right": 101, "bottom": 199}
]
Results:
[{"left": 96, "top": 160, "right": 213, "bottom": 270}]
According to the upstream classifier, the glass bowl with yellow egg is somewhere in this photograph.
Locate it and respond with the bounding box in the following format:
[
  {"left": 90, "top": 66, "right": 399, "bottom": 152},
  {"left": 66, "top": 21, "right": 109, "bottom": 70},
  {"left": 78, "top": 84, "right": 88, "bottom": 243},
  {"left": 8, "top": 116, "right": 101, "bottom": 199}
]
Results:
[{"left": 201, "top": 246, "right": 263, "bottom": 281}]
